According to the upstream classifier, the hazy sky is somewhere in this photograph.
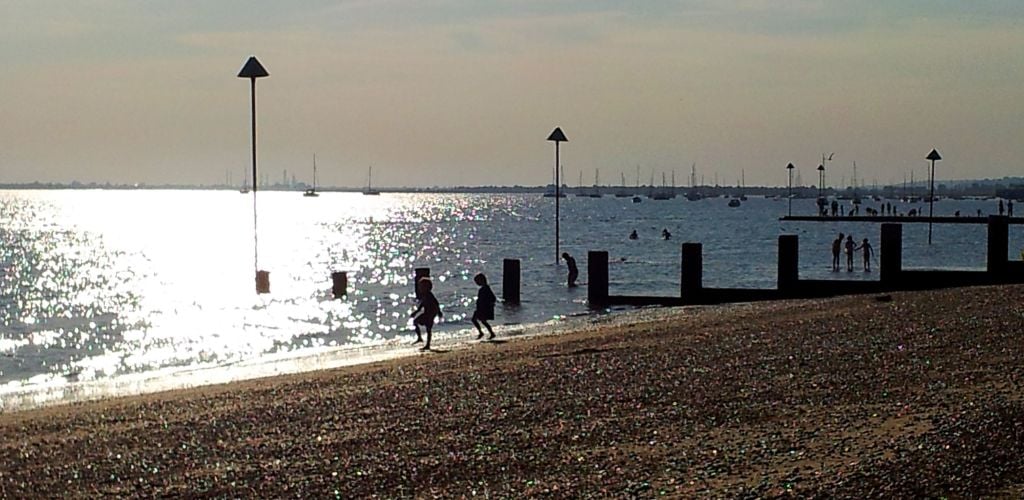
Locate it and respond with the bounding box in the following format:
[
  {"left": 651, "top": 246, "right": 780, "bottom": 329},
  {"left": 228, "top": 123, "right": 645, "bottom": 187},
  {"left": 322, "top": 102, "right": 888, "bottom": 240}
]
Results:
[{"left": 2, "top": 1, "right": 1023, "bottom": 188}]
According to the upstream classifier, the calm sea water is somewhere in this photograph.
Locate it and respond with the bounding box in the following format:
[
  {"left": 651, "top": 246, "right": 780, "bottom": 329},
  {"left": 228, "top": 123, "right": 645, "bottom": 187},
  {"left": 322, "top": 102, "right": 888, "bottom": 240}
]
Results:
[{"left": 1, "top": 190, "right": 1018, "bottom": 409}]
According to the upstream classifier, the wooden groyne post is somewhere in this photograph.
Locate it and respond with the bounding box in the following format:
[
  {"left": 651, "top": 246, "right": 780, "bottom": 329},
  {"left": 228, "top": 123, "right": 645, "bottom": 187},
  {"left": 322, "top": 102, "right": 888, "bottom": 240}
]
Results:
[
  {"left": 331, "top": 271, "right": 347, "bottom": 298},
  {"left": 681, "top": 243, "right": 702, "bottom": 302},
  {"left": 587, "top": 251, "right": 609, "bottom": 308},
  {"left": 503, "top": 258, "right": 521, "bottom": 305},
  {"left": 880, "top": 223, "right": 902, "bottom": 285},
  {"left": 777, "top": 235, "right": 799, "bottom": 294},
  {"left": 988, "top": 215, "right": 1009, "bottom": 275}
]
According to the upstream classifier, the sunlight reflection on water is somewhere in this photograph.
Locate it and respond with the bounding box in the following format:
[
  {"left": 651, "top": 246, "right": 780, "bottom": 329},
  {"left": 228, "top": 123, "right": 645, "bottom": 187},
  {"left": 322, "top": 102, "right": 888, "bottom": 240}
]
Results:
[{"left": 1, "top": 189, "right": 1020, "bottom": 408}]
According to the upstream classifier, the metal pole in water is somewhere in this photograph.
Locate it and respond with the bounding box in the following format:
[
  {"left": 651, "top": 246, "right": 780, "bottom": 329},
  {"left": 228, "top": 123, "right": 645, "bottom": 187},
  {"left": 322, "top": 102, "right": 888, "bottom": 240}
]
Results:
[
  {"left": 926, "top": 149, "right": 942, "bottom": 245},
  {"left": 786, "top": 162, "right": 794, "bottom": 216},
  {"left": 547, "top": 127, "right": 568, "bottom": 265},
  {"left": 238, "top": 56, "right": 270, "bottom": 293}
]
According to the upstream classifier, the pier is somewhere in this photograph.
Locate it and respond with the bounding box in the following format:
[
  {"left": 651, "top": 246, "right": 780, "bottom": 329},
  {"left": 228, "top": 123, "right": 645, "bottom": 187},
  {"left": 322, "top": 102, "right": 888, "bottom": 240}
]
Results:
[
  {"left": 588, "top": 216, "right": 1024, "bottom": 308},
  {"left": 780, "top": 215, "right": 1024, "bottom": 224}
]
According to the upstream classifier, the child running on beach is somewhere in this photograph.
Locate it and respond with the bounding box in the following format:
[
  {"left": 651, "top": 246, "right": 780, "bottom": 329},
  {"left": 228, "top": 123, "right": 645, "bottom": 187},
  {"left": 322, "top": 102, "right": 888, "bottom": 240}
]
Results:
[
  {"left": 471, "top": 273, "right": 497, "bottom": 340},
  {"left": 411, "top": 277, "right": 442, "bottom": 351}
]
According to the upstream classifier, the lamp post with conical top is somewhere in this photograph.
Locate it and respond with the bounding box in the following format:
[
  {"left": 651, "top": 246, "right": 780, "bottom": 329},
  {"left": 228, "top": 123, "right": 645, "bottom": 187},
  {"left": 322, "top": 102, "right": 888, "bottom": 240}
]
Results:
[
  {"left": 926, "top": 148, "right": 942, "bottom": 244},
  {"left": 786, "top": 163, "right": 795, "bottom": 216},
  {"left": 238, "top": 56, "right": 270, "bottom": 293},
  {"left": 547, "top": 127, "right": 568, "bottom": 265}
]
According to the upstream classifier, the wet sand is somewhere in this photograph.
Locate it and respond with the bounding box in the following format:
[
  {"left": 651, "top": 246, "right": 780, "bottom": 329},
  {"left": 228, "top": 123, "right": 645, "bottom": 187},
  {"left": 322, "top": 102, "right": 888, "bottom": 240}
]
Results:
[{"left": 2, "top": 285, "right": 1023, "bottom": 497}]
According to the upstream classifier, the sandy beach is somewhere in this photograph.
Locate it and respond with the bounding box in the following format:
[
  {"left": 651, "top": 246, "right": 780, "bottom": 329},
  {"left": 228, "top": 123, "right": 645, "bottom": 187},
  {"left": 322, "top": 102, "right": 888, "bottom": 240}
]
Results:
[{"left": 2, "top": 285, "right": 1023, "bottom": 497}]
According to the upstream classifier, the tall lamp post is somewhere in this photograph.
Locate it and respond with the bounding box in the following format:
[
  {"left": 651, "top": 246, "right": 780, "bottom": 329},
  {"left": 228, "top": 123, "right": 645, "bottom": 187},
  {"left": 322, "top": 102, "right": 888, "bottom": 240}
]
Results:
[
  {"left": 238, "top": 56, "right": 270, "bottom": 293},
  {"left": 926, "top": 148, "right": 942, "bottom": 244},
  {"left": 786, "top": 162, "right": 795, "bottom": 216},
  {"left": 547, "top": 127, "right": 568, "bottom": 265}
]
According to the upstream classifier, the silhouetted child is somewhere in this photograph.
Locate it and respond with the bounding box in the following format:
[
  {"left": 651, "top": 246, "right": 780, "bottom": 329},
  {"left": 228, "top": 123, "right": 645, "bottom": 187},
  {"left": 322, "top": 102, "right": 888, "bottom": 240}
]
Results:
[
  {"left": 411, "top": 277, "right": 442, "bottom": 350},
  {"left": 661, "top": 228, "right": 671, "bottom": 240},
  {"left": 562, "top": 252, "right": 579, "bottom": 288},
  {"left": 845, "top": 235, "right": 856, "bottom": 272},
  {"left": 857, "top": 238, "right": 874, "bottom": 272},
  {"left": 471, "top": 273, "right": 496, "bottom": 340},
  {"left": 832, "top": 233, "right": 844, "bottom": 272}
]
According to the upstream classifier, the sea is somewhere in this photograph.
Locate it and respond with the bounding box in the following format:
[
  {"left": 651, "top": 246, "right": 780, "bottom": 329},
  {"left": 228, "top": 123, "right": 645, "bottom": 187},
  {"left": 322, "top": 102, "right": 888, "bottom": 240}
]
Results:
[{"left": 1, "top": 189, "right": 1019, "bottom": 410}]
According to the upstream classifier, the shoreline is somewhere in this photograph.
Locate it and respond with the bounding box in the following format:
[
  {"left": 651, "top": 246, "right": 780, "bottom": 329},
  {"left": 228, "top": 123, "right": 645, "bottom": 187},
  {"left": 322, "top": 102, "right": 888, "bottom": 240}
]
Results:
[
  {"left": 2, "top": 286, "right": 1023, "bottom": 497},
  {"left": 0, "top": 304, "right": 677, "bottom": 413}
]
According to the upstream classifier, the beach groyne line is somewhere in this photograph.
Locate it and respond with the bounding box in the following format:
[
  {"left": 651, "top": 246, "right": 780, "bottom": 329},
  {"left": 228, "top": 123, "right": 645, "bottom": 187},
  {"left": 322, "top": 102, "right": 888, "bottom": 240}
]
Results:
[{"left": 588, "top": 216, "right": 1021, "bottom": 307}]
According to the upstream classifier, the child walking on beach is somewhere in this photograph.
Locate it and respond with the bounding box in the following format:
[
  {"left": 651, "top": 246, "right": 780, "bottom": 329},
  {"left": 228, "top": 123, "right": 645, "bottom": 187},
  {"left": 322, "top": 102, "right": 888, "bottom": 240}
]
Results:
[
  {"left": 411, "top": 277, "right": 442, "bottom": 351},
  {"left": 471, "top": 273, "right": 497, "bottom": 340}
]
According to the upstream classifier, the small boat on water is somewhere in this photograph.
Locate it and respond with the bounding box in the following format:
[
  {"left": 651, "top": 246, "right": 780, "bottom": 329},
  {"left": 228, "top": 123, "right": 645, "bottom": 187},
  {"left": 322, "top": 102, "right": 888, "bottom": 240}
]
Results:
[
  {"left": 362, "top": 166, "right": 380, "bottom": 195},
  {"left": 303, "top": 153, "right": 319, "bottom": 197}
]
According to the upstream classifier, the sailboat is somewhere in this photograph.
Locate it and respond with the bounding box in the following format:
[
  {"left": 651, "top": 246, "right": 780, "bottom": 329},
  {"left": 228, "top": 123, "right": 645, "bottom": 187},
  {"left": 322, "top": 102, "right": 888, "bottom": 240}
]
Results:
[
  {"left": 239, "top": 167, "right": 250, "bottom": 194},
  {"left": 588, "top": 169, "right": 603, "bottom": 198},
  {"left": 362, "top": 166, "right": 380, "bottom": 195},
  {"left": 685, "top": 163, "right": 702, "bottom": 201},
  {"left": 303, "top": 153, "right": 320, "bottom": 197},
  {"left": 614, "top": 172, "right": 632, "bottom": 197}
]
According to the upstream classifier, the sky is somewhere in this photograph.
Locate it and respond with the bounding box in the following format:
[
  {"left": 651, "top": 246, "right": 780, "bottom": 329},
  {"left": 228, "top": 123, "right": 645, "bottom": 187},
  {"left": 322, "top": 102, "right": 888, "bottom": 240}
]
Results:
[{"left": 2, "top": 1, "right": 1023, "bottom": 188}]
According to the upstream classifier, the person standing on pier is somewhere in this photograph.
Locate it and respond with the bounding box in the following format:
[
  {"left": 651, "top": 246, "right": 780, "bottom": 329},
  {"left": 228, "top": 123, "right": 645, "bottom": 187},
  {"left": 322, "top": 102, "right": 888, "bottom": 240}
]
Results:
[
  {"left": 857, "top": 238, "right": 874, "bottom": 272},
  {"left": 999, "top": 199, "right": 1005, "bottom": 216},
  {"left": 845, "top": 235, "right": 856, "bottom": 272},
  {"left": 832, "top": 233, "right": 844, "bottom": 272},
  {"left": 471, "top": 273, "right": 497, "bottom": 340},
  {"left": 562, "top": 252, "right": 579, "bottom": 288}
]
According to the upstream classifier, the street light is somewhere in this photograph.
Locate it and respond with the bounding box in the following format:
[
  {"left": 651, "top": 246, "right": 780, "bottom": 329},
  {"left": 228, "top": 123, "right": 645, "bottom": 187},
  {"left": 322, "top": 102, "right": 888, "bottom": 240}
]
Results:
[
  {"left": 547, "top": 127, "right": 568, "bottom": 265},
  {"left": 926, "top": 148, "right": 942, "bottom": 244},
  {"left": 238, "top": 56, "right": 270, "bottom": 293},
  {"left": 786, "top": 162, "right": 795, "bottom": 216}
]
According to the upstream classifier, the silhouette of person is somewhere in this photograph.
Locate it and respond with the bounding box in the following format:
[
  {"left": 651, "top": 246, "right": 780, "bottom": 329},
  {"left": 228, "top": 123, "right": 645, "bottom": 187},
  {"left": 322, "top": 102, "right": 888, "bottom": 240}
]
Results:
[
  {"left": 857, "top": 238, "right": 874, "bottom": 272},
  {"left": 562, "top": 252, "right": 579, "bottom": 288},
  {"left": 999, "top": 199, "right": 1005, "bottom": 216},
  {"left": 831, "top": 200, "right": 838, "bottom": 217},
  {"left": 845, "top": 235, "right": 856, "bottom": 272},
  {"left": 410, "top": 277, "right": 442, "bottom": 350},
  {"left": 661, "top": 228, "right": 671, "bottom": 240},
  {"left": 629, "top": 230, "right": 638, "bottom": 240},
  {"left": 471, "top": 273, "right": 496, "bottom": 340},
  {"left": 1009, "top": 200, "right": 1015, "bottom": 217},
  {"left": 832, "top": 233, "right": 844, "bottom": 272}
]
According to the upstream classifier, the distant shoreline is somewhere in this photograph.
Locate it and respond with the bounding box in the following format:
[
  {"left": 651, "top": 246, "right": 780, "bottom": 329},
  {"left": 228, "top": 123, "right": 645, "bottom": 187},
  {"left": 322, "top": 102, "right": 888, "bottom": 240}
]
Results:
[{"left": 3, "top": 181, "right": 1023, "bottom": 199}]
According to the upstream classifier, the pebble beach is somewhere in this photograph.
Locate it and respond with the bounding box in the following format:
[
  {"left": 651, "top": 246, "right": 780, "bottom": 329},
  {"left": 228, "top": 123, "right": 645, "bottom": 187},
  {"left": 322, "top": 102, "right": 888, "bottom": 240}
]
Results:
[{"left": 2, "top": 285, "right": 1023, "bottom": 497}]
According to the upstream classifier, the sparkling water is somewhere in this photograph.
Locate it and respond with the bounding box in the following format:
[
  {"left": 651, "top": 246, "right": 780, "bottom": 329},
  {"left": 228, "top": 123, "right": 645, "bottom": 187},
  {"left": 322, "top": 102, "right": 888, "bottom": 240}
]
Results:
[{"left": 0, "top": 190, "right": 1016, "bottom": 408}]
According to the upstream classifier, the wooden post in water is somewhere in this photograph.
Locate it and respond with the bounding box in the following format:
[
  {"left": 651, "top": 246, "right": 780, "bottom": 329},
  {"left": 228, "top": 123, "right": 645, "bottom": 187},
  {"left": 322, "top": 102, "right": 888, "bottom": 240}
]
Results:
[
  {"left": 777, "top": 235, "right": 799, "bottom": 294},
  {"left": 255, "top": 270, "right": 270, "bottom": 294},
  {"left": 502, "top": 259, "right": 521, "bottom": 305},
  {"left": 587, "top": 251, "right": 609, "bottom": 308},
  {"left": 681, "top": 243, "right": 703, "bottom": 303},
  {"left": 331, "top": 271, "right": 347, "bottom": 298},
  {"left": 414, "top": 267, "right": 430, "bottom": 299},
  {"left": 987, "top": 215, "right": 1009, "bottom": 275},
  {"left": 880, "top": 223, "right": 902, "bottom": 286}
]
